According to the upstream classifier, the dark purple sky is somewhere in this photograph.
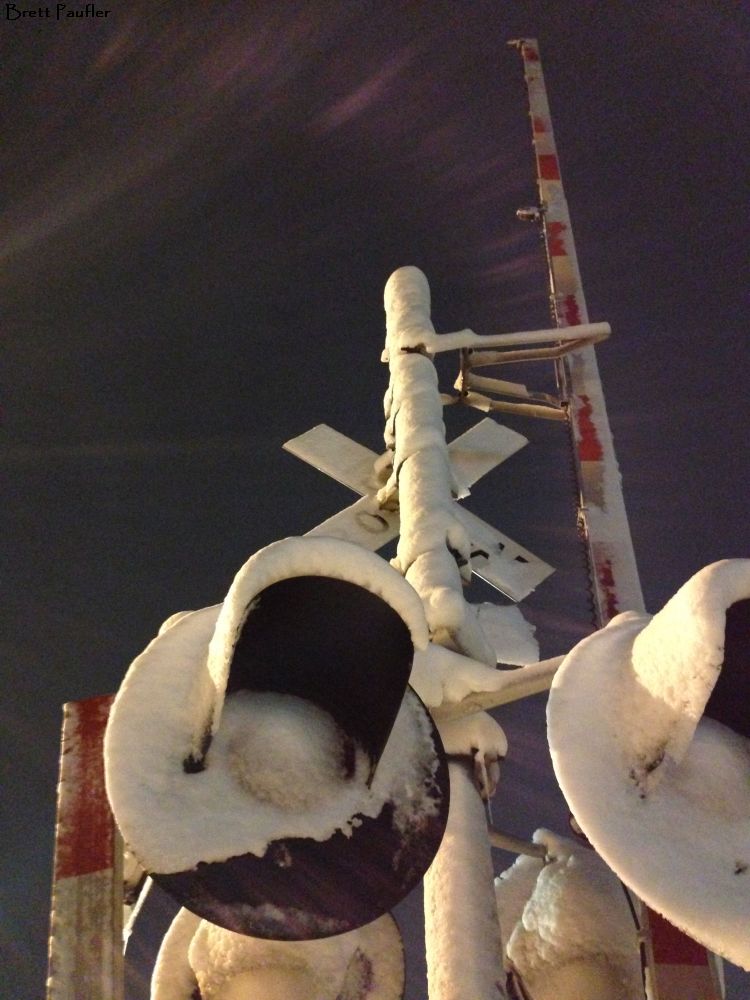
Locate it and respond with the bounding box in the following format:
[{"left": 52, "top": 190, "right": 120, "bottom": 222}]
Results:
[{"left": 2, "top": 3, "right": 747, "bottom": 998}]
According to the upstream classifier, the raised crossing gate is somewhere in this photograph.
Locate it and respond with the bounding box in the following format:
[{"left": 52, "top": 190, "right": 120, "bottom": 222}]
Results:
[
  {"left": 511, "top": 37, "right": 723, "bottom": 999},
  {"left": 47, "top": 695, "right": 123, "bottom": 1000}
]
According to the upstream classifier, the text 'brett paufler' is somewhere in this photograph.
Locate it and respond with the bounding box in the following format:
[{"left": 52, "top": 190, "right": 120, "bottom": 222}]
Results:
[{"left": 5, "top": 4, "right": 110, "bottom": 18}]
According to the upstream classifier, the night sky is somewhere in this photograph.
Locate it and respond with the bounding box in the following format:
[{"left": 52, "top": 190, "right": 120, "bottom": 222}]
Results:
[{"left": 2, "top": 3, "right": 748, "bottom": 998}]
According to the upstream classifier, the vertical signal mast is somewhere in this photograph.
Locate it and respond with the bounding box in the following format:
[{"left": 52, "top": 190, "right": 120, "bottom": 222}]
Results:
[{"left": 510, "top": 38, "right": 722, "bottom": 1000}]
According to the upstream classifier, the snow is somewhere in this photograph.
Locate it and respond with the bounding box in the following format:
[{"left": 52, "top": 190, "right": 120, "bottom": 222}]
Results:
[
  {"left": 381, "top": 267, "right": 495, "bottom": 667},
  {"left": 423, "top": 761, "right": 505, "bottom": 999},
  {"left": 382, "top": 265, "right": 437, "bottom": 362},
  {"left": 547, "top": 560, "right": 750, "bottom": 968},
  {"left": 151, "top": 907, "right": 201, "bottom": 1000},
  {"left": 158, "top": 610, "right": 196, "bottom": 635},
  {"left": 495, "top": 830, "right": 643, "bottom": 1000},
  {"left": 472, "top": 602, "right": 539, "bottom": 666},
  {"left": 627, "top": 559, "right": 750, "bottom": 790},
  {"left": 493, "top": 852, "right": 540, "bottom": 958},
  {"left": 151, "top": 908, "right": 404, "bottom": 1000},
  {"left": 224, "top": 692, "right": 366, "bottom": 811},
  {"left": 212, "top": 968, "right": 311, "bottom": 1000},
  {"left": 409, "top": 642, "right": 560, "bottom": 720},
  {"left": 382, "top": 283, "right": 506, "bottom": 995},
  {"left": 436, "top": 713, "right": 507, "bottom": 799},
  {"left": 382, "top": 365, "right": 471, "bottom": 634},
  {"left": 105, "top": 598, "right": 441, "bottom": 873},
  {"left": 409, "top": 644, "right": 497, "bottom": 709}
]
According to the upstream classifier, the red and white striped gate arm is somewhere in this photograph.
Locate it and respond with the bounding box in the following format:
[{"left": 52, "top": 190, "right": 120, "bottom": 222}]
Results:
[
  {"left": 511, "top": 38, "right": 722, "bottom": 1000},
  {"left": 513, "top": 37, "right": 644, "bottom": 625},
  {"left": 47, "top": 695, "right": 123, "bottom": 1000}
]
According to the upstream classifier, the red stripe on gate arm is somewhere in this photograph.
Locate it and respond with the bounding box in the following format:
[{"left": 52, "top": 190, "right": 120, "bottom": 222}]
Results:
[
  {"left": 54, "top": 694, "right": 116, "bottom": 879},
  {"left": 574, "top": 395, "right": 604, "bottom": 461},
  {"left": 649, "top": 909, "right": 712, "bottom": 966},
  {"left": 547, "top": 221, "right": 567, "bottom": 257},
  {"left": 561, "top": 294, "right": 582, "bottom": 326},
  {"left": 538, "top": 154, "right": 560, "bottom": 179},
  {"left": 594, "top": 555, "right": 620, "bottom": 622}
]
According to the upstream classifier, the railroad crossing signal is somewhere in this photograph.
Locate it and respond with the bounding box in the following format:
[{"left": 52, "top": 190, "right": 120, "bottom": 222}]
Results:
[{"left": 284, "top": 417, "right": 554, "bottom": 604}]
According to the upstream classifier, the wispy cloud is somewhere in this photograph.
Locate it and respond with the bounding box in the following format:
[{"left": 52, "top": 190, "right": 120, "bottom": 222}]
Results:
[{"left": 313, "top": 50, "right": 415, "bottom": 133}]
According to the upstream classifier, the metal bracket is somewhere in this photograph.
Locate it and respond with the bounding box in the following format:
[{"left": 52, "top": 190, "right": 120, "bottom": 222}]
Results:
[{"left": 444, "top": 321, "right": 610, "bottom": 419}]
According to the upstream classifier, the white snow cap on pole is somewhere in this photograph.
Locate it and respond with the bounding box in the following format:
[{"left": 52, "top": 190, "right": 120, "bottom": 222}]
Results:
[{"left": 383, "top": 265, "right": 435, "bottom": 360}]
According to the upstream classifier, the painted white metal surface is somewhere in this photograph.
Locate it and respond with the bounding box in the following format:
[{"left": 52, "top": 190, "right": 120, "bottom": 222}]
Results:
[
  {"left": 453, "top": 504, "right": 553, "bottom": 603},
  {"left": 285, "top": 419, "right": 552, "bottom": 602},
  {"left": 430, "top": 320, "right": 610, "bottom": 354},
  {"left": 284, "top": 418, "right": 528, "bottom": 496},
  {"left": 47, "top": 695, "right": 123, "bottom": 1000},
  {"left": 448, "top": 419, "right": 527, "bottom": 490},
  {"left": 306, "top": 493, "right": 401, "bottom": 549},
  {"left": 284, "top": 424, "right": 382, "bottom": 497}
]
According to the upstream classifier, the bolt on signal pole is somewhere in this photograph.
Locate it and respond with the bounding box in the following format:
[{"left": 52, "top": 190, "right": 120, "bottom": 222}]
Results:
[{"left": 380, "top": 266, "right": 506, "bottom": 1000}]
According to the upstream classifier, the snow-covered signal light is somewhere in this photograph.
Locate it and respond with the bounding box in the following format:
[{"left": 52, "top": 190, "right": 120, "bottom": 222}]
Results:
[
  {"left": 548, "top": 559, "right": 750, "bottom": 968},
  {"left": 151, "top": 908, "right": 405, "bottom": 1000},
  {"left": 105, "top": 536, "right": 449, "bottom": 940}
]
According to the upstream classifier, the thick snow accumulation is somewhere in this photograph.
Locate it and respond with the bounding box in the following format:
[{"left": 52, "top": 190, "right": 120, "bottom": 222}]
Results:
[
  {"left": 381, "top": 266, "right": 495, "bottom": 667},
  {"left": 151, "top": 908, "right": 404, "bottom": 1000},
  {"left": 424, "top": 761, "right": 504, "bottom": 999},
  {"left": 436, "top": 712, "right": 507, "bottom": 799},
  {"left": 381, "top": 355, "right": 471, "bottom": 629},
  {"left": 224, "top": 692, "right": 365, "bottom": 811},
  {"left": 472, "top": 602, "right": 539, "bottom": 665},
  {"left": 151, "top": 908, "right": 201, "bottom": 1000},
  {"left": 495, "top": 830, "right": 643, "bottom": 1000},
  {"left": 410, "top": 644, "right": 496, "bottom": 708},
  {"left": 627, "top": 559, "right": 750, "bottom": 788},
  {"left": 548, "top": 560, "right": 750, "bottom": 968},
  {"left": 105, "top": 601, "right": 440, "bottom": 873},
  {"left": 409, "top": 641, "right": 559, "bottom": 723},
  {"left": 382, "top": 265, "right": 437, "bottom": 362},
  {"left": 158, "top": 610, "right": 199, "bottom": 635}
]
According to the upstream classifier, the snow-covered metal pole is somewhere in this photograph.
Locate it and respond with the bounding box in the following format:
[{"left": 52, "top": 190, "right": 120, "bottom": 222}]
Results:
[
  {"left": 47, "top": 695, "right": 124, "bottom": 1000},
  {"left": 511, "top": 37, "right": 644, "bottom": 625},
  {"left": 381, "top": 266, "right": 505, "bottom": 1000},
  {"left": 511, "top": 38, "right": 723, "bottom": 999}
]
